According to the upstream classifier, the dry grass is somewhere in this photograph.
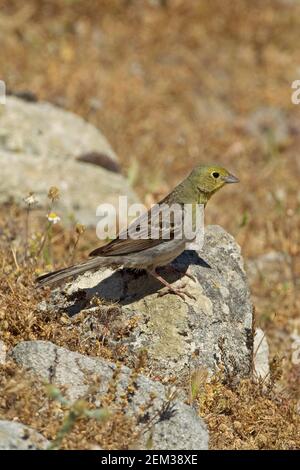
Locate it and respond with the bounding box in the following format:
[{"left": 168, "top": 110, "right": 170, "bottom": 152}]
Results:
[
  {"left": 199, "top": 371, "right": 300, "bottom": 450},
  {"left": 0, "top": 361, "right": 144, "bottom": 450},
  {"left": 0, "top": 0, "right": 299, "bottom": 449}
]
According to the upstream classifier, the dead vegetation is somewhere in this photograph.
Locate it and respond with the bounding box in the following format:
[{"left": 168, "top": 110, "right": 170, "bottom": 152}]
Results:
[{"left": 199, "top": 371, "right": 299, "bottom": 450}]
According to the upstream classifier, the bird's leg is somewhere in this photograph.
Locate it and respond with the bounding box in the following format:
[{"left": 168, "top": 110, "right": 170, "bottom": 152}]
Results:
[
  {"left": 148, "top": 269, "right": 196, "bottom": 301},
  {"left": 164, "top": 264, "right": 196, "bottom": 282}
]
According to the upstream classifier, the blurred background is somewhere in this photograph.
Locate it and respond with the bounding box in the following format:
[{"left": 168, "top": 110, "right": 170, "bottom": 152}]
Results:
[{"left": 0, "top": 0, "right": 299, "bottom": 410}]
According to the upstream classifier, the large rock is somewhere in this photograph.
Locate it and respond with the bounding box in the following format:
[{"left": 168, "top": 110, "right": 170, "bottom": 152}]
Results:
[
  {"left": 11, "top": 340, "right": 208, "bottom": 450},
  {"left": 0, "top": 420, "right": 49, "bottom": 450},
  {"left": 46, "top": 225, "right": 254, "bottom": 381},
  {"left": 0, "top": 96, "right": 137, "bottom": 226}
]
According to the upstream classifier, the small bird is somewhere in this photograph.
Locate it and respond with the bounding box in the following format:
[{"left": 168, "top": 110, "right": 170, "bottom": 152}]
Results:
[{"left": 36, "top": 165, "right": 239, "bottom": 298}]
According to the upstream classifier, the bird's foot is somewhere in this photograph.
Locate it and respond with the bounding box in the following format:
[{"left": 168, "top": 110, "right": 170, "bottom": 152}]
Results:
[
  {"left": 157, "top": 284, "right": 196, "bottom": 301},
  {"left": 148, "top": 269, "right": 196, "bottom": 301}
]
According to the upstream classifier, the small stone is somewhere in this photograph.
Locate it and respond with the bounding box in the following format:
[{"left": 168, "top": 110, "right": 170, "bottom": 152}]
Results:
[{"left": 253, "top": 329, "right": 270, "bottom": 382}]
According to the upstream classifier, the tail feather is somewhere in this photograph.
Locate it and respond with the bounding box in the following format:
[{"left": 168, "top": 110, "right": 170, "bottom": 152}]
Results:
[{"left": 36, "top": 257, "right": 110, "bottom": 287}]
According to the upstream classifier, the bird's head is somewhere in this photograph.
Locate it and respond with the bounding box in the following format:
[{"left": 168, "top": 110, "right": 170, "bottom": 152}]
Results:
[{"left": 191, "top": 165, "right": 239, "bottom": 195}]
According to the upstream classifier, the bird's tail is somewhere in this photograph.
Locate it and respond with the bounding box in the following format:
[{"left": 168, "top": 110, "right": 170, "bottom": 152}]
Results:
[{"left": 36, "top": 257, "right": 111, "bottom": 287}]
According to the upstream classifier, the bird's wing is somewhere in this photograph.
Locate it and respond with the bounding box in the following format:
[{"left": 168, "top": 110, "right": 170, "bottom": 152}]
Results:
[{"left": 89, "top": 203, "right": 184, "bottom": 257}]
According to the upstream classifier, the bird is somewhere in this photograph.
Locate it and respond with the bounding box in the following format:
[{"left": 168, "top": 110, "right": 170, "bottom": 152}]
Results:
[{"left": 36, "top": 165, "right": 239, "bottom": 299}]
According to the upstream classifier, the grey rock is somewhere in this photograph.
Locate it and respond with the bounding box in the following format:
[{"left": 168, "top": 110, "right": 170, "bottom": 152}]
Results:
[
  {"left": 11, "top": 340, "right": 208, "bottom": 450},
  {"left": 47, "top": 225, "right": 254, "bottom": 380},
  {"left": 291, "top": 332, "right": 300, "bottom": 367},
  {"left": 0, "top": 341, "right": 7, "bottom": 365},
  {"left": 0, "top": 420, "right": 49, "bottom": 450},
  {"left": 0, "top": 96, "right": 137, "bottom": 226}
]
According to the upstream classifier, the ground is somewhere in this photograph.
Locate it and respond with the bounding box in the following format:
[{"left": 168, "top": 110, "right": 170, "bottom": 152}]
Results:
[{"left": 0, "top": 0, "right": 299, "bottom": 449}]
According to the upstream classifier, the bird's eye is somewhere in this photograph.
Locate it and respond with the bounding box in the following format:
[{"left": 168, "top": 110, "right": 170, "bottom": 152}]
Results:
[{"left": 212, "top": 172, "right": 220, "bottom": 179}]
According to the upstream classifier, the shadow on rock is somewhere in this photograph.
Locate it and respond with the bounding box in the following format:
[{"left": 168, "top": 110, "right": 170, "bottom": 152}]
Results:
[{"left": 65, "top": 250, "right": 211, "bottom": 314}]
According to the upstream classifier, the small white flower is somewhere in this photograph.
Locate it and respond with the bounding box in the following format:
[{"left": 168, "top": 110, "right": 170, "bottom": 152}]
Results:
[
  {"left": 24, "top": 193, "right": 38, "bottom": 206},
  {"left": 47, "top": 212, "right": 61, "bottom": 224}
]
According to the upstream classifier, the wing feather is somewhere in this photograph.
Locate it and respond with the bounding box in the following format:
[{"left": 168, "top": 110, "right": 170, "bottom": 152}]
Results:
[{"left": 89, "top": 203, "right": 184, "bottom": 257}]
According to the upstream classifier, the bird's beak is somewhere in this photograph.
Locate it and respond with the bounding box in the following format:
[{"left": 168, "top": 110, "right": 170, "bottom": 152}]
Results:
[{"left": 222, "top": 173, "right": 239, "bottom": 184}]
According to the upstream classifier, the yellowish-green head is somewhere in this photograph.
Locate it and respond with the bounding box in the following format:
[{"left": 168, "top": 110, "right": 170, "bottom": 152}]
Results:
[{"left": 190, "top": 165, "right": 239, "bottom": 194}]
